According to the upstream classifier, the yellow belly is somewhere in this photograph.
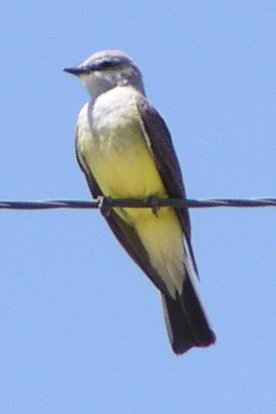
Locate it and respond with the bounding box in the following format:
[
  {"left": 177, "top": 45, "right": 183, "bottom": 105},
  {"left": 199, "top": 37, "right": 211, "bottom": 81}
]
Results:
[
  {"left": 80, "top": 109, "right": 168, "bottom": 221},
  {"left": 92, "top": 126, "right": 164, "bottom": 198},
  {"left": 77, "top": 97, "right": 185, "bottom": 296}
]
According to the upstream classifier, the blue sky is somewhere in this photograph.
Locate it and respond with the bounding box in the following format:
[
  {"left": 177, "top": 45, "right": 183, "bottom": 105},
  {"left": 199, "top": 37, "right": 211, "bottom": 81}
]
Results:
[{"left": 1, "top": 1, "right": 275, "bottom": 413}]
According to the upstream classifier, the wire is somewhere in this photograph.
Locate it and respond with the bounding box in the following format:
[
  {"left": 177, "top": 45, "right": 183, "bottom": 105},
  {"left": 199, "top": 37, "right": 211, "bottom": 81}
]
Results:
[{"left": 0, "top": 197, "right": 275, "bottom": 211}]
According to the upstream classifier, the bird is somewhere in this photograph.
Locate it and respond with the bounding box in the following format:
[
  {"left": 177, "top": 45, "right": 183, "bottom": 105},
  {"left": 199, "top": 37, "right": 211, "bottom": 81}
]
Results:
[{"left": 64, "top": 50, "right": 216, "bottom": 354}]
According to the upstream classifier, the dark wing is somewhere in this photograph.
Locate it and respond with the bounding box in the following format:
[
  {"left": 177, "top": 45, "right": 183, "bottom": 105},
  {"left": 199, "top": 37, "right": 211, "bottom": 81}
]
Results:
[
  {"left": 135, "top": 97, "right": 217, "bottom": 351},
  {"left": 136, "top": 96, "right": 190, "bottom": 237},
  {"left": 75, "top": 128, "right": 171, "bottom": 297},
  {"left": 136, "top": 95, "right": 198, "bottom": 273}
]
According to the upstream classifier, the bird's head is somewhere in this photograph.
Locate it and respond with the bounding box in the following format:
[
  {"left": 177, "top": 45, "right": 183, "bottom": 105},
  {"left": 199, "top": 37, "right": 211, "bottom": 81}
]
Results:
[{"left": 64, "top": 49, "right": 145, "bottom": 99}]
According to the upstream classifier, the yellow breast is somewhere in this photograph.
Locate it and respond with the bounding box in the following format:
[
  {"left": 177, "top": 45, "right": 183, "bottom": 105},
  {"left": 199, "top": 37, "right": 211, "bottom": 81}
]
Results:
[{"left": 77, "top": 89, "right": 167, "bottom": 222}]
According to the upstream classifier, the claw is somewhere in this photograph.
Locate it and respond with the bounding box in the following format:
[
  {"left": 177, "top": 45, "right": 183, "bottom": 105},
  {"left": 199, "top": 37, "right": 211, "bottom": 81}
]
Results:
[
  {"left": 147, "top": 196, "right": 160, "bottom": 217},
  {"left": 98, "top": 196, "right": 112, "bottom": 217}
]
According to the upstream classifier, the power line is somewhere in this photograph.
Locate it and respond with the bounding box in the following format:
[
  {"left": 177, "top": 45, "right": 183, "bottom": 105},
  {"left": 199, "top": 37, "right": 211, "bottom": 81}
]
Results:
[{"left": 0, "top": 197, "right": 275, "bottom": 212}]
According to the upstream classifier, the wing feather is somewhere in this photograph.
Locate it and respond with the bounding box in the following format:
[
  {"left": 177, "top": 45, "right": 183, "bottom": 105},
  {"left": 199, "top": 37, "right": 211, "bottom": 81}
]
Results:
[{"left": 136, "top": 96, "right": 198, "bottom": 274}]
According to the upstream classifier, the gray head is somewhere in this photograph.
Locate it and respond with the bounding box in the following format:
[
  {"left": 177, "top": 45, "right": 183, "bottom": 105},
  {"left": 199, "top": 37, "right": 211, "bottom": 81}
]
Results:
[{"left": 64, "top": 50, "right": 145, "bottom": 99}]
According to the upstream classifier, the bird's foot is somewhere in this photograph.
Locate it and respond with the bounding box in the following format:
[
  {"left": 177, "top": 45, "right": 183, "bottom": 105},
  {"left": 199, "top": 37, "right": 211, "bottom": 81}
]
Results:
[
  {"left": 147, "top": 196, "right": 160, "bottom": 217},
  {"left": 98, "top": 196, "right": 112, "bottom": 217}
]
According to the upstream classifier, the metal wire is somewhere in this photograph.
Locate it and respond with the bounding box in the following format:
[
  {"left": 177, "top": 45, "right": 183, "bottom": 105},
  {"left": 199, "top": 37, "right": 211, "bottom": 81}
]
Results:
[{"left": 0, "top": 197, "right": 275, "bottom": 210}]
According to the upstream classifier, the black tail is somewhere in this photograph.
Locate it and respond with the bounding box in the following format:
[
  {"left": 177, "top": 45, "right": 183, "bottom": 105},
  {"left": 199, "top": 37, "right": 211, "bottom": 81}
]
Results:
[{"left": 161, "top": 276, "right": 216, "bottom": 354}]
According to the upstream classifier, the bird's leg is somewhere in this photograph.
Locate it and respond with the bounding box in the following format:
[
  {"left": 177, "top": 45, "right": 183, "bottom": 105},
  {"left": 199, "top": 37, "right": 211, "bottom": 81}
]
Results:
[
  {"left": 98, "top": 196, "right": 112, "bottom": 217},
  {"left": 146, "top": 195, "right": 160, "bottom": 217}
]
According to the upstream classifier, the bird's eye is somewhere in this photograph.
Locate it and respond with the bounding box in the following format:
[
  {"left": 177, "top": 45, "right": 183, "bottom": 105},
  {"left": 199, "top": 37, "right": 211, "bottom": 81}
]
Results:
[
  {"left": 95, "top": 58, "right": 125, "bottom": 71},
  {"left": 98, "top": 60, "right": 113, "bottom": 69}
]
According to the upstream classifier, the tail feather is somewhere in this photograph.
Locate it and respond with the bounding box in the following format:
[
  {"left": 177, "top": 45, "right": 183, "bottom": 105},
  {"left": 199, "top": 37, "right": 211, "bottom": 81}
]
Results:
[{"left": 161, "top": 276, "right": 216, "bottom": 354}]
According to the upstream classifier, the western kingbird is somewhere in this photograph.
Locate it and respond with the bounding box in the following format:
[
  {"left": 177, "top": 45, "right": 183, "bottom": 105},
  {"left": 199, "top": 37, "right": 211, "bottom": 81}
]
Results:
[{"left": 64, "top": 50, "right": 216, "bottom": 354}]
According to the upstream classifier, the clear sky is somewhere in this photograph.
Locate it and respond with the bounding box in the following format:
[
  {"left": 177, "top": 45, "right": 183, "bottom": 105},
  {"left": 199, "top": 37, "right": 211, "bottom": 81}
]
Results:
[{"left": 1, "top": 1, "right": 275, "bottom": 413}]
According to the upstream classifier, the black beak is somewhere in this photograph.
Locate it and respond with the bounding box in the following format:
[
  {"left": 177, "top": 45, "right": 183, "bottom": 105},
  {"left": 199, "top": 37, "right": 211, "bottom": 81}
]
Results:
[{"left": 63, "top": 67, "right": 90, "bottom": 76}]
